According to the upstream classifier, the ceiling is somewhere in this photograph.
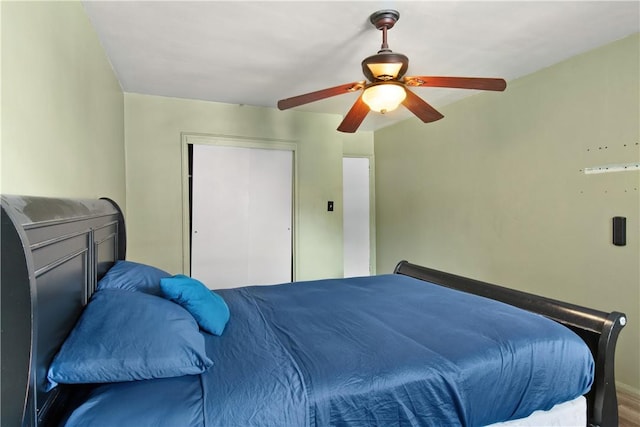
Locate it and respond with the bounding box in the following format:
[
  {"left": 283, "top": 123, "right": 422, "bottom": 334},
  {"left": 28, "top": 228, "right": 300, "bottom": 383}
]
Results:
[{"left": 82, "top": 1, "right": 639, "bottom": 132}]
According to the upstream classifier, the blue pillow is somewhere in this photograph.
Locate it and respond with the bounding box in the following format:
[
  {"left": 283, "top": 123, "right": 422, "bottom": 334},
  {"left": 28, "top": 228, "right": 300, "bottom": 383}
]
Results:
[
  {"left": 48, "top": 289, "right": 213, "bottom": 387},
  {"left": 160, "top": 275, "right": 230, "bottom": 336},
  {"left": 97, "top": 260, "right": 170, "bottom": 296},
  {"left": 64, "top": 376, "right": 204, "bottom": 427}
]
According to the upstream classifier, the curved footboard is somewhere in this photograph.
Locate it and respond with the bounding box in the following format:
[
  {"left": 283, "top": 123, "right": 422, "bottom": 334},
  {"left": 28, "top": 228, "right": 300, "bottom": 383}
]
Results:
[{"left": 394, "top": 260, "right": 626, "bottom": 427}]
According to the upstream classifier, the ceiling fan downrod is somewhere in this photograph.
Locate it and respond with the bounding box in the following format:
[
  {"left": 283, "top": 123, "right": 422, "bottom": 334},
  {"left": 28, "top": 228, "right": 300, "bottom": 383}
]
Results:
[
  {"left": 370, "top": 9, "right": 400, "bottom": 52},
  {"left": 380, "top": 26, "right": 390, "bottom": 51}
]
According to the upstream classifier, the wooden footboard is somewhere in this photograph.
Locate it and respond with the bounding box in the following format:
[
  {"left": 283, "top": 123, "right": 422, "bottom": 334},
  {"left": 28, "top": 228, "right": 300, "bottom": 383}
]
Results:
[{"left": 394, "top": 260, "right": 627, "bottom": 427}]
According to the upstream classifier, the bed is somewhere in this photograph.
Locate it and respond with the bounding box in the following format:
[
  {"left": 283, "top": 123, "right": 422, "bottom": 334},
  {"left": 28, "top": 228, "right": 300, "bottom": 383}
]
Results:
[{"left": 1, "top": 195, "right": 627, "bottom": 427}]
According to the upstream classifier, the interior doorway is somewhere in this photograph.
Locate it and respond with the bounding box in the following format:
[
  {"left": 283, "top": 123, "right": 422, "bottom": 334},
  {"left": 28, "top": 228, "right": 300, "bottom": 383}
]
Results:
[{"left": 343, "top": 156, "right": 375, "bottom": 277}]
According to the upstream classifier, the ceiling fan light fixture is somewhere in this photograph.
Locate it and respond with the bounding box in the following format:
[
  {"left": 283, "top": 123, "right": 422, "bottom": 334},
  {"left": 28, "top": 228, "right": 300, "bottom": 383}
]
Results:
[
  {"left": 362, "top": 52, "right": 409, "bottom": 81},
  {"left": 366, "top": 62, "right": 403, "bottom": 81},
  {"left": 362, "top": 83, "right": 406, "bottom": 114}
]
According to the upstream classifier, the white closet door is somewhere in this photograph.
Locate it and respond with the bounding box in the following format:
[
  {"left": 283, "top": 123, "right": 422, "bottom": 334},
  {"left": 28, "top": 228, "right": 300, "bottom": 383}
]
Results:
[
  {"left": 191, "top": 144, "right": 292, "bottom": 289},
  {"left": 343, "top": 157, "right": 371, "bottom": 277}
]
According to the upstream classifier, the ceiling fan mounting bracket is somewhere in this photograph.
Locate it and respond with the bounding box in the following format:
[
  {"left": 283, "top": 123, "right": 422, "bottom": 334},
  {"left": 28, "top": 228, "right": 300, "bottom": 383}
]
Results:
[{"left": 369, "top": 10, "right": 400, "bottom": 30}]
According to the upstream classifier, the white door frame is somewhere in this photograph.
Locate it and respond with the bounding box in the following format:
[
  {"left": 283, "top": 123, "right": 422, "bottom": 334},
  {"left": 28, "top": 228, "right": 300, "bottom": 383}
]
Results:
[
  {"left": 343, "top": 154, "right": 376, "bottom": 275},
  {"left": 181, "top": 133, "right": 299, "bottom": 280}
]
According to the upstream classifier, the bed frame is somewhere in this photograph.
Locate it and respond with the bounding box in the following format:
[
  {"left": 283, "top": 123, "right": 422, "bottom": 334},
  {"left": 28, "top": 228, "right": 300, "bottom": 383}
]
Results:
[
  {"left": 1, "top": 195, "right": 126, "bottom": 427},
  {"left": 1, "top": 195, "right": 626, "bottom": 427}
]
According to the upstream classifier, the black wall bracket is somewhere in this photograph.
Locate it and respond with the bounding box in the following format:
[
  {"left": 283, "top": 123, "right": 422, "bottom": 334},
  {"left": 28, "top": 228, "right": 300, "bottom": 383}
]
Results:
[{"left": 612, "top": 217, "right": 626, "bottom": 246}]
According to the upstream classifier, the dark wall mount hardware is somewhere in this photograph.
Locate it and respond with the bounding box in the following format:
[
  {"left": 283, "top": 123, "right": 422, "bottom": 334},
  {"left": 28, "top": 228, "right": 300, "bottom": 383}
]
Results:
[{"left": 612, "top": 216, "right": 626, "bottom": 246}]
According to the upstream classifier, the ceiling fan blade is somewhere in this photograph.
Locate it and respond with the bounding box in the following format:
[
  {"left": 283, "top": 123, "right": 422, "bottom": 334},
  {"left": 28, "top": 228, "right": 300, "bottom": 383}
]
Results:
[
  {"left": 277, "top": 81, "right": 365, "bottom": 110},
  {"left": 404, "top": 76, "right": 507, "bottom": 91},
  {"left": 337, "top": 95, "right": 370, "bottom": 133},
  {"left": 402, "top": 89, "right": 444, "bottom": 123}
]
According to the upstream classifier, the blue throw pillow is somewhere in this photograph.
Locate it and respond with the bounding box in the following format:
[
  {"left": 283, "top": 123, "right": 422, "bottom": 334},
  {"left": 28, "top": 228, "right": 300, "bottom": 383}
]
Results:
[
  {"left": 48, "top": 289, "right": 213, "bottom": 387},
  {"left": 160, "top": 275, "right": 230, "bottom": 336},
  {"left": 97, "top": 260, "right": 170, "bottom": 296}
]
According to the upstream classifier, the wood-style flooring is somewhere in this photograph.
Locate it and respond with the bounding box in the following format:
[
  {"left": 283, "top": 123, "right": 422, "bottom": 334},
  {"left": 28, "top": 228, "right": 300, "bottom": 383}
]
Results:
[{"left": 619, "top": 387, "right": 640, "bottom": 427}]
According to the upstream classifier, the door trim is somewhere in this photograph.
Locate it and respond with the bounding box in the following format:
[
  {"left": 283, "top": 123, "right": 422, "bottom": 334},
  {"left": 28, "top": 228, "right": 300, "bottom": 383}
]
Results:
[
  {"left": 343, "top": 154, "right": 376, "bottom": 275},
  {"left": 181, "top": 133, "right": 299, "bottom": 279}
]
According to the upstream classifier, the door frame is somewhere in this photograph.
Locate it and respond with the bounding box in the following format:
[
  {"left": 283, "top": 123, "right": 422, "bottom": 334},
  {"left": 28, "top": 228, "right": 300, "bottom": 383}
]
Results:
[
  {"left": 343, "top": 154, "right": 376, "bottom": 275},
  {"left": 181, "top": 133, "right": 299, "bottom": 279}
]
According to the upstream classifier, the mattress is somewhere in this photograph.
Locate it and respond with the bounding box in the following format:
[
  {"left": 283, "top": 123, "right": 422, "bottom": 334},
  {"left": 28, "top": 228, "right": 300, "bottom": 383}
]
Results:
[
  {"left": 489, "top": 395, "right": 586, "bottom": 427},
  {"left": 63, "top": 274, "right": 593, "bottom": 426}
]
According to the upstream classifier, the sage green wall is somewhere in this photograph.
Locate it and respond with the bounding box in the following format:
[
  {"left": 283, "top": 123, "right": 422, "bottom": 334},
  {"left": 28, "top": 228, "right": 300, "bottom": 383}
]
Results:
[
  {"left": 124, "top": 93, "right": 373, "bottom": 280},
  {"left": 1, "top": 1, "right": 125, "bottom": 206},
  {"left": 375, "top": 34, "right": 640, "bottom": 391},
  {"left": 343, "top": 132, "right": 375, "bottom": 157}
]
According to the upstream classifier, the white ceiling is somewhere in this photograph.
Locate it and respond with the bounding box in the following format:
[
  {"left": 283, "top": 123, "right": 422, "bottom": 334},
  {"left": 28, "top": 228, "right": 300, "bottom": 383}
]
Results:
[{"left": 82, "top": 1, "right": 639, "bottom": 131}]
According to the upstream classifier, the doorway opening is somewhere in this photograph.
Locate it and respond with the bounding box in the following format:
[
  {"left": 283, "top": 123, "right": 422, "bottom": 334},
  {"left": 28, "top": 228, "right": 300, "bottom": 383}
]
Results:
[{"left": 343, "top": 156, "right": 376, "bottom": 277}]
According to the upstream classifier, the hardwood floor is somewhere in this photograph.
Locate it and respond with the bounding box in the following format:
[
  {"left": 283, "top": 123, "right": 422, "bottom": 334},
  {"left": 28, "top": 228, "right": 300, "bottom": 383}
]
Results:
[{"left": 619, "top": 387, "right": 640, "bottom": 427}]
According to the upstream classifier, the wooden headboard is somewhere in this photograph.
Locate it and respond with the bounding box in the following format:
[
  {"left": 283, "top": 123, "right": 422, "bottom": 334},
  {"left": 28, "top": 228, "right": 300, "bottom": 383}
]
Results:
[{"left": 1, "top": 195, "right": 126, "bottom": 427}]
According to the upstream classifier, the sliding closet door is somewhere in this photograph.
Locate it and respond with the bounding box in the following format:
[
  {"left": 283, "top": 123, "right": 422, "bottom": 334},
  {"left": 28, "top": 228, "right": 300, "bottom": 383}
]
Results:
[{"left": 191, "top": 144, "right": 293, "bottom": 289}]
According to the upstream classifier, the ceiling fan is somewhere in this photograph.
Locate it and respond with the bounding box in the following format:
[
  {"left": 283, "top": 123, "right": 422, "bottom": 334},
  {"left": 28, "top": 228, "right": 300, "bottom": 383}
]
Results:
[{"left": 277, "top": 10, "right": 507, "bottom": 133}]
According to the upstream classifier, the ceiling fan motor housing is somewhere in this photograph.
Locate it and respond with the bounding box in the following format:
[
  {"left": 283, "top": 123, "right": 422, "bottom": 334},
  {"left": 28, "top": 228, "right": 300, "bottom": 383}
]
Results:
[{"left": 362, "top": 52, "right": 409, "bottom": 82}]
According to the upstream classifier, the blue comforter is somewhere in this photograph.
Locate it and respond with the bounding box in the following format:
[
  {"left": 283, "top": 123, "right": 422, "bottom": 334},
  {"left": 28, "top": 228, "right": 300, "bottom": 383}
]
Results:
[{"left": 65, "top": 274, "right": 593, "bottom": 427}]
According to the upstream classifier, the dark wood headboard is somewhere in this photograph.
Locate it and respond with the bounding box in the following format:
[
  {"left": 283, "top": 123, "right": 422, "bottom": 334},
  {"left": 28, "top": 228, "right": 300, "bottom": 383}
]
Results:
[{"left": 1, "top": 195, "right": 126, "bottom": 427}]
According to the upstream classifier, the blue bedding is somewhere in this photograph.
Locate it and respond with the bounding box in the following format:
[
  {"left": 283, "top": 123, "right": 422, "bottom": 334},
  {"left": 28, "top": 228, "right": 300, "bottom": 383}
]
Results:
[{"left": 64, "top": 274, "right": 593, "bottom": 427}]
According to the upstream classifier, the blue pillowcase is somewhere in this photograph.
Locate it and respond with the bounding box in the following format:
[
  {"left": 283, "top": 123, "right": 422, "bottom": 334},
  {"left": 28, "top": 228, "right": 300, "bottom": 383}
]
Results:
[
  {"left": 97, "top": 260, "right": 170, "bottom": 296},
  {"left": 63, "top": 375, "right": 205, "bottom": 427},
  {"left": 160, "top": 275, "right": 230, "bottom": 336},
  {"left": 48, "top": 289, "right": 213, "bottom": 387}
]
